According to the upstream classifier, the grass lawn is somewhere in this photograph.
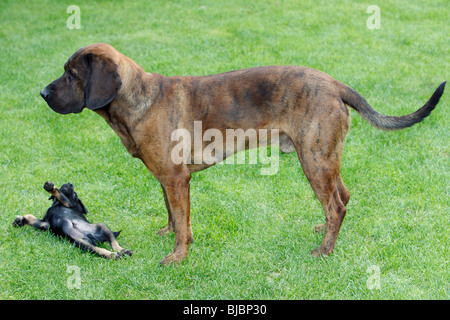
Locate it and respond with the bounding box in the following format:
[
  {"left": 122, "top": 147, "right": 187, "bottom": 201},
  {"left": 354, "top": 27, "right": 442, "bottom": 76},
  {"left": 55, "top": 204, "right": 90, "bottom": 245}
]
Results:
[{"left": 0, "top": 0, "right": 448, "bottom": 299}]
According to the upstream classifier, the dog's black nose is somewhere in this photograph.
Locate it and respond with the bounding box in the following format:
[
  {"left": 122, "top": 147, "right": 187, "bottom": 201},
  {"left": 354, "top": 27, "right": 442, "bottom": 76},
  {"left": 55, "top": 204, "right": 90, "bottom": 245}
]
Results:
[{"left": 40, "top": 88, "right": 50, "bottom": 100}]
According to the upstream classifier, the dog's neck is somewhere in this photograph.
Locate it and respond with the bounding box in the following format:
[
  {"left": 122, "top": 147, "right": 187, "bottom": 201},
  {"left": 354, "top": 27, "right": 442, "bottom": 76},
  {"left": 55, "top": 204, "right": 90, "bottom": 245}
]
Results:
[
  {"left": 95, "top": 102, "right": 141, "bottom": 158},
  {"left": 94, "top": 61, "right": 158, "bottom": 158}
]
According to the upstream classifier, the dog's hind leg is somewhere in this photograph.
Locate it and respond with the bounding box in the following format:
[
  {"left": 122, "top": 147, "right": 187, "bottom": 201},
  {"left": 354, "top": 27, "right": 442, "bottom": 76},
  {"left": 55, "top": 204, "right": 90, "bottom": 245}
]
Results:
[
  {"left": 314, "top": 174, "right": 350, "bottom": 234},
  {"left": 61, "top": 221, "right": 125, "bottom": 259},
  {"left": 293, "top": 100, "right": 350, "bottom": 256},
  {"left": 71, "top": 237, "right": 120, "bottom": 259},
  {"left": 93, "top": 223, "right": 132, "bottom": 257},
  {"left": 336, "top": 173, "right": 350, "bottom": 206},
  {"left": 12, "top": 215, "right": 49, "bottom": 231}
]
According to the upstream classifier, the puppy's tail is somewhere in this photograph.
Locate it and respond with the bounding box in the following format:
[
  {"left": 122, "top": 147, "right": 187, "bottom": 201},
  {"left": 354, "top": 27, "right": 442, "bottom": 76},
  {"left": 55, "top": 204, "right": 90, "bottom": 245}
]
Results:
[
  {"left": 339, "top": 81, "right": 446, "bottom": 130},
  {"left": 113, "top": 231, "right": 121, "bottom": 238}
]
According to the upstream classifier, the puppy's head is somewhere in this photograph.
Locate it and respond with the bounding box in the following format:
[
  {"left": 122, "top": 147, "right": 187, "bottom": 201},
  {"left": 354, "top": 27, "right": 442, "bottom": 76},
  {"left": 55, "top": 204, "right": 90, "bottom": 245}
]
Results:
[
  {"left": 40, "top": 43, "right": 122, "bottom": 114},
  {"left": 59, "top": 183, "right": 88, "bottom": 214}
]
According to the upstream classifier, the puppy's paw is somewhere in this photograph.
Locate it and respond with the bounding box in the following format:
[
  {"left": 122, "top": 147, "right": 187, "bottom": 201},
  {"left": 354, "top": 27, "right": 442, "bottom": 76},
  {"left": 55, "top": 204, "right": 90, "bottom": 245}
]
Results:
[
  {"left": 114, "top": 249, "right": 133, "bottom": 260},
  {"left": 12, "top": 216, "right": 25, "bottom": 228},
  {"left": 120, "top": 249, "right": 133, "bottom": 257},
  {"left": 43, "top": 181, "right": 54, "bottom": 192}
]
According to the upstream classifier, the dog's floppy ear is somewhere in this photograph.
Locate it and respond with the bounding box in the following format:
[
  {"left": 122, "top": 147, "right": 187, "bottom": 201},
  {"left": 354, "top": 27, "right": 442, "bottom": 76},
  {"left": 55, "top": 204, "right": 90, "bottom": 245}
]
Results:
[
  {"left": 84, "top": 53, "right": 122, "bottom": 110},
  {"left": 76, "top": 198, "right": 88, "bottom": 215}
]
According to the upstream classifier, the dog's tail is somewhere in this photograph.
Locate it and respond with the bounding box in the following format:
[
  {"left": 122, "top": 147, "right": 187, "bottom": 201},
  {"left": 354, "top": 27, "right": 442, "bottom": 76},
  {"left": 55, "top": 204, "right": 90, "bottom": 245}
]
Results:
[{"left": 339, "top": 81, "right": 446, "bottom": 131}]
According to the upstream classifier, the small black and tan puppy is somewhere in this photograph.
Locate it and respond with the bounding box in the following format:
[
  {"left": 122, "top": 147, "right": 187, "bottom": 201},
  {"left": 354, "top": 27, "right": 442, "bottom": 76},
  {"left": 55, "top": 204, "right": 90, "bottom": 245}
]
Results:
[{"left": 13, "top": 181, "right": 132, "bottom": 259}]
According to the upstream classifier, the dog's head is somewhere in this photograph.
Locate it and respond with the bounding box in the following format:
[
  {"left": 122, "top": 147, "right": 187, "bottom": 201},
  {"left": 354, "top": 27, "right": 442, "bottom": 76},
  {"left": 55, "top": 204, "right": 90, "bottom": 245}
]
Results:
[
  {"left": 58, "top": 183, "right": 88, "bottom": 214},
  {"left": 40, "top": 43, "right": 122, "bottom": 114}
]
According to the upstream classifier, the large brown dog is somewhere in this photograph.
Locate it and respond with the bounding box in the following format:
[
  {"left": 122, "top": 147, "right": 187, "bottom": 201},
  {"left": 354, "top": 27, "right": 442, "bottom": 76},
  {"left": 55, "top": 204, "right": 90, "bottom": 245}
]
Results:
[{"left": 40, "top": 43, "right": 445, "bottom": 265}]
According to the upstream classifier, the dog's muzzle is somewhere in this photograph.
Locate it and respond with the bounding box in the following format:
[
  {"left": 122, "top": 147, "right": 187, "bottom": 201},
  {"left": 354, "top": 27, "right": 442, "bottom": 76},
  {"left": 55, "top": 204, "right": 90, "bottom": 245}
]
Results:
[{"left": 40, "top": 87, "right": 50, "bottom": 100}]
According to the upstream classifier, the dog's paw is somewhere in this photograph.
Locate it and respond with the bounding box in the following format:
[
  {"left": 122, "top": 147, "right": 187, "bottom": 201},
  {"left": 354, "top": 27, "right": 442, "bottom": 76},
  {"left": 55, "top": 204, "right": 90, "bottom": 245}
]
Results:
[
  {"left": 159, "top": 251, "right": 187, "bottom": 267},
  {"left": 311, "top": 249, "right": 323, "bottom": 258},
  {"left": 120, "top": 249, "right": 133, "bottom": 257},
  {"left": 12, "top": 216, "right": 25, "bottom": 228},
  {"left": 43, "top": 181, "right": 54, "bottom": 192},
  {"left": 160, "top": 253, "right": 176, "bottom": 266},
  {"left": 114, "top": 249, "right": 133, "bottom": 260},
  {"left": 311, "top": 248, "right": 330, "bottom": 258}
]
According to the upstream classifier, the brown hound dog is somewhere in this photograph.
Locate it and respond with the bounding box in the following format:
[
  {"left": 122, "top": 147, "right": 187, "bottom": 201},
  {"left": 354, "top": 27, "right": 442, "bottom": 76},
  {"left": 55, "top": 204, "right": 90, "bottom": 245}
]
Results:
[{"left": 40, "top": 43, "right": 445, "bottom": 265}]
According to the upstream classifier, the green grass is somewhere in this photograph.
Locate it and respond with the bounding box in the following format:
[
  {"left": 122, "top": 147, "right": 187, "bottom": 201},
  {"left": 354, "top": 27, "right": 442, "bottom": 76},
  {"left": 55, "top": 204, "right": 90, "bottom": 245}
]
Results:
[{"left": 0, "top": 0, "right": 448, "bottom": 299}]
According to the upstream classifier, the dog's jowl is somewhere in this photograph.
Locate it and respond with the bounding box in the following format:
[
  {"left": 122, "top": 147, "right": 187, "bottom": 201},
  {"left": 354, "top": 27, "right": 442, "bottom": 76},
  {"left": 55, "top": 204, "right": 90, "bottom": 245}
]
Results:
[
  {"left": 13, "top": 181, "right": 132, "bottom": 260},
  {"left": 40, "top": 43, "right": 446, "bottom": 265}
]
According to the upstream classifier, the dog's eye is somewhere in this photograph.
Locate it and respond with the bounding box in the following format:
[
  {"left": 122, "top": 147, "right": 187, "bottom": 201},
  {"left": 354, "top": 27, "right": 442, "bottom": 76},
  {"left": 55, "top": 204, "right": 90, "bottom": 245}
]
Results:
[{"left": 68, "top": 70, "right": 77, "bottom": 80}]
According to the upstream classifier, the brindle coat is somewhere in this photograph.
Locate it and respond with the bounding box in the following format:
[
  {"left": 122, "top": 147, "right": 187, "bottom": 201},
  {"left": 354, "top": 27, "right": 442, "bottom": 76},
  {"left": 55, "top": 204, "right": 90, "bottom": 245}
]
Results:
[{"left": 40, "top": 43, "right": 446, "bottom": 265}]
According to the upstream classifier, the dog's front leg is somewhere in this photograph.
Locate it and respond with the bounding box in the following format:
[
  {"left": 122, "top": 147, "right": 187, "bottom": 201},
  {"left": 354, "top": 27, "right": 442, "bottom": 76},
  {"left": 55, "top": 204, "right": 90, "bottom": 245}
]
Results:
[
  {"left": 12, "top": 215, "right": 49, "bottom": 231},
  {"left": 43, "top": 181, "right": 72, "bottom": 208},
  {"left": 157, "top": 185, "right": 174, "bottom": 236},
  {"left": 159, "top": 172, "right": 192, "bottom": 266},
  {"left": 159, "top": 184, "right": 195, "bottom": 243}
]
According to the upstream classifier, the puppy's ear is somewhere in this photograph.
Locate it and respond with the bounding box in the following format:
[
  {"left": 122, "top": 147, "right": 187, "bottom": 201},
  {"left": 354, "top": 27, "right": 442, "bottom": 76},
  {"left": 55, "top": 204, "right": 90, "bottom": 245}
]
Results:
[
  {"left": 84, "top": 53, "right": 122, "bottom": 110},
  {"left": 77, "top": 199, "right": 88, "bottom": 215}
]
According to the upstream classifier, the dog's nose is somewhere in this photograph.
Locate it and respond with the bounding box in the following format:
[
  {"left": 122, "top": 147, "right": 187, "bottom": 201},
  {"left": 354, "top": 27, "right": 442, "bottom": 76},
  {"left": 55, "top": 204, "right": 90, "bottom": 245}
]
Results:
[{"left": 40, "top": 88, "right": 50, "bottom": 100}]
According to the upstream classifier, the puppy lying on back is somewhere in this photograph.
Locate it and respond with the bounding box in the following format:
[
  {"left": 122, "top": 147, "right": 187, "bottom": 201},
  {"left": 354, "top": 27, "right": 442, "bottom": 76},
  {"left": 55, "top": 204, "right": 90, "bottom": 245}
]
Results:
[{"left": 13, "top": 182, "right": 132, "bottom": 259}]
